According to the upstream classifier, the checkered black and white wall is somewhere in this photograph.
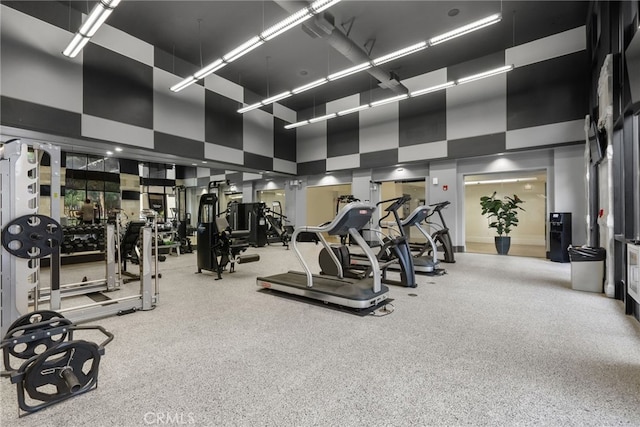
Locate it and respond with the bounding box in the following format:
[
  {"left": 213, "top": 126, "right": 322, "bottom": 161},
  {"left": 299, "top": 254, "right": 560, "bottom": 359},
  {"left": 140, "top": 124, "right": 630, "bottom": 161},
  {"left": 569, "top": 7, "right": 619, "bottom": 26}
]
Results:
[
  {"left": 296, "top": 26, "right": 588, "bottom": 176},
  {"left": 0, "top": 3, "right": 297, "bottom": 178},
  {"left": 1, "top": 3, "right": 588, "bottom": 181}
]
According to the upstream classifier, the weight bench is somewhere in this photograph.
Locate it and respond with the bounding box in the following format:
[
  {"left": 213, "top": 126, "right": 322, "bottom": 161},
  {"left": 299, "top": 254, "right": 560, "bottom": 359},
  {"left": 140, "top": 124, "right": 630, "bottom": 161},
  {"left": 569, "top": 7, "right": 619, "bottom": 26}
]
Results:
[{"left": 119, "top": 221, "right": 146, "bottom": 282}]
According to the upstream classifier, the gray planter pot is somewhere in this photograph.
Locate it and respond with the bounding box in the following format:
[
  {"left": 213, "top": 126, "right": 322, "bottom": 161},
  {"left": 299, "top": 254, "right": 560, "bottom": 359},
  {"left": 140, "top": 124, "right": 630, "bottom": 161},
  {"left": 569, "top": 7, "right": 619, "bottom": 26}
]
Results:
[{"left": 494, "top": 236, "right": 511, "bottom": 255}]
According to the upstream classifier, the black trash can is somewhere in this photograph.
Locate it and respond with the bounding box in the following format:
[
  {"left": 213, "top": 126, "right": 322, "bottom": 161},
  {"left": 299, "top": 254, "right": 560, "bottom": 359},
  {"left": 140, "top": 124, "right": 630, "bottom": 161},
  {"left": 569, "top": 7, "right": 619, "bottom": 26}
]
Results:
[{"left": 568, "top": 246, "right": 606, "bottom": 292}]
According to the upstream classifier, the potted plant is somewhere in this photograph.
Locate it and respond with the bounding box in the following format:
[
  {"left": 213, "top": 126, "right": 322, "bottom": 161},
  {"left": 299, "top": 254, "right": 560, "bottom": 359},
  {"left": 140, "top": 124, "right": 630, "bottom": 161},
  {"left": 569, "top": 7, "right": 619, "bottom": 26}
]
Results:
[{"left": 479, "top": 192, "right": 525, "bottom": 255}]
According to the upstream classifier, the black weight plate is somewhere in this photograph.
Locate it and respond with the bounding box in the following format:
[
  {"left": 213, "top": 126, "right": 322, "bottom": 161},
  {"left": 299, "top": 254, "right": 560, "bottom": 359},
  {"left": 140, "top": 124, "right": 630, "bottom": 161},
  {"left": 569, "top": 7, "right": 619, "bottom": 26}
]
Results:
[
  {"left": 1, "top": 215, "right": 63, "bottom": 259},
  {"left": 23, "top": 340, "right": 101, "bottom": 406},
  {"left": 2, "top": 311, "right": 73, "bottom": 371}
]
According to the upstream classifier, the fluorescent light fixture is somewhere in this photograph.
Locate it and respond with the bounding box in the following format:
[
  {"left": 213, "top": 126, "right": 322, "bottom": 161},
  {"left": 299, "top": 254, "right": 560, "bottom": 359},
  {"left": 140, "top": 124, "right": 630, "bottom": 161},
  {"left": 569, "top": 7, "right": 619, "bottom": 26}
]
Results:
[
  {"left": 309, "top": 113, "right": 337, "bottom": 123},
  {"left": 337, "top": 104, "right": 371, "bottom": 116},
  {"left": 410, "top": 81, "right": 455, "bottom": 97},
  {"left": 260, "top": 9, "right": 312, "bottom": 41},
  {"left": 63, "top": 0, "right": 121, "bottom": 58},
  {"left": 262, "top": 91, "right": 292, "bottom": 105},
  {"left": 171, "top": 1, "right": 342, "bottom": 92},
  {"left": 222, "top": 36, "right": 264, "bottom": 63},
  {"left": 429, "top": 13, "right": 502, "bottom": 46},
  {"left": 241, "top": 12, "right": 502, "bottom": 111},
  {"left": 81, "top": 7, "right": 113, "bottom": 37},
  {"left": 465, "top": 177, "right": 537, "bottom": 185},
  {"left": 372, "top": 41, "right": 428, "bottom": 66},
  {"left": 292, "top": 78, "right": 328, "bottom": 94},
  {"left": 170, "top": 76, "right": 198, "bottom": 92},
  {"left": 237, "top": 102, "right": 263, "bottom": 114},
  {"left": 284, "top": 120, "right": 310, "bottom": 129},
  {"left": 194, "top": 59, "right": 225, "bottom": 79},
  {"left": 106, "top": 151, "right": 113, "bottom": 155},
  {"left": 63, "top": 34, "right": 90, "bottom": 58},
  {"left": 457, "top": 65, "right": 513, "bottom": 84},
  {"left": 370, "top": 94, "right": 409, "bottom": 108},
  {"left": 328, "top": 62, "right": 372, "bottom": 81},
  {"left": 283, "top": 64, "right": 514, "bottom": 130},
  {"left": 310, "top": 0, "right": 342, "bottom": 14},
  {"left": 115, "top": 147, "right": 123, "bottom": 152}
]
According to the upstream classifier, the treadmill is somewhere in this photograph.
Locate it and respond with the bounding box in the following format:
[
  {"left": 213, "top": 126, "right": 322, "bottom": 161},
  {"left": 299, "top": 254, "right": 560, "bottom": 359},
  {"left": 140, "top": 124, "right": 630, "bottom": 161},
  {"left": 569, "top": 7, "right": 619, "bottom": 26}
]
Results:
[
  {"left": 257, "top": 202, "right": 389, "bottom": 309},
  {"left": 389, "top": 205, "right": 441, "bottom": 274}
]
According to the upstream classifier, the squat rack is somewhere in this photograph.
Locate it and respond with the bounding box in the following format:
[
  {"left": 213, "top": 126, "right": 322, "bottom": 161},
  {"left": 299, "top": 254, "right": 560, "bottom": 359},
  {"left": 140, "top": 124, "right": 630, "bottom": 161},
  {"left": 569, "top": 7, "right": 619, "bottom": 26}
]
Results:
[{"left": 0, "top": 138, "right": 158, "bottom": 337}]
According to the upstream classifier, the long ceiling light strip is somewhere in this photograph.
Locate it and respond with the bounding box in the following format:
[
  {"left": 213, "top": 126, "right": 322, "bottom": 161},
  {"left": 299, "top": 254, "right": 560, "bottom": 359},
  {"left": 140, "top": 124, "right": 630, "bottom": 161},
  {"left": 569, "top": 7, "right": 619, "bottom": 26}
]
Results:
[
  {"left": 283, "top": 65, "right": 513, "bottom": 129},
  {"left": 429, "top": 13, "right": 502, "bottom": 45},
  {"left": 239, "top": 13, "right": 502, "bottom": 114},
  {"left": 170, "top": 0, "right": 342, "bottom": 92},
  {"left": 62, "top": 0, "right": 121, "bottom": 58}
]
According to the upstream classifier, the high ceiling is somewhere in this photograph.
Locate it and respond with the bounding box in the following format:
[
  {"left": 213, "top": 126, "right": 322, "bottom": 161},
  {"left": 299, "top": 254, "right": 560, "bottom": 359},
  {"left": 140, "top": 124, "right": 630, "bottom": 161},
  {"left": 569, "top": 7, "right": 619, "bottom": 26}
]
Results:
[{"left": 87, "top": 0, "right": 587, "bottom": 112}]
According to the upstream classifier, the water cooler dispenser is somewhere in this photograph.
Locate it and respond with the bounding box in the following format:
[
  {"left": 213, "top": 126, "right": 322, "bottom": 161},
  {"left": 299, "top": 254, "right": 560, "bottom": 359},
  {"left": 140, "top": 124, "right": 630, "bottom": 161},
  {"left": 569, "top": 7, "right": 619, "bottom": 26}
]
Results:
[{"left": 549, "top": 212, "right": 572, "bottom": 262}]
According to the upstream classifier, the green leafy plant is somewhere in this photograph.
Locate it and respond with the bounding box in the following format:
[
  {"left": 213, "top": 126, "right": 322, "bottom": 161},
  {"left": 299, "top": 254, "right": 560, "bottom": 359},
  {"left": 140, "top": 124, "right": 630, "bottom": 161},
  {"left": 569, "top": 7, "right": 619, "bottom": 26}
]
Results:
[{"left": 479, "top": 192, "right": 525, "bottom": 236}]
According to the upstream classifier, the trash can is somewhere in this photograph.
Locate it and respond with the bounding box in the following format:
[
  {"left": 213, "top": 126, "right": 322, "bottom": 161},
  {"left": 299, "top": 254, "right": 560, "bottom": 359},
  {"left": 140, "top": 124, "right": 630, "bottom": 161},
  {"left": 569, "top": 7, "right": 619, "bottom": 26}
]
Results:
[{"left": 568, "top": 246, "right": 606, "bottom": 292}]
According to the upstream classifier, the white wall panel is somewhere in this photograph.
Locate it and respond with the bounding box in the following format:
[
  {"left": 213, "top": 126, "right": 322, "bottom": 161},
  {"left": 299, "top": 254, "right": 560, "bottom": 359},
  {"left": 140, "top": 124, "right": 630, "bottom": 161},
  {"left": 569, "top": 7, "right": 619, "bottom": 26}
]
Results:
[
  {"left": 0, "top": 6, "right": 82, "bottom": 113},
  {"left": 273, "top": 104, "right": 297, "bottom": 123},
  {"left": 82, "top": 115, "right": 153, "bottom": 148},
  {"left": 327, "top": 154, "right": 360, "bottom": 171},
  {"left": 446, "top": 74, "right": 507, "bottom": 140},
  {"left": 154, "top": 68, "right": 205, "bottom": 141},
  {"left": 204, "top": 142, "right": 243, "bottom": 164},
  {"left": 243, "top": 109, "right": 274, "bottom": 157},
  {"left": 273, "top": 158, "right": 297, "bottom": 175},
  {"left": 402, "top": 68, "right": 448, "bottom": 93},
  {"left": 297, "top": 122, "right": 327, "bottom": 162},
  {"left": 359, "top": 102, "right": 399, "bottom": 153},
  {"left": 326, "top": 94, "right": 360, "bottom": 114},
  {"left": 506, "top": 26, "right": 586, "bottom": 69},
  {"left": 399, "top": 140, "right": 447, "bottom": 162},
  {"left": 506, "top": 120, "right": 584, "bottom": 149},
  {"left": 92, "top": 22, "right": 154, "bottom": 66},
  {"left": 204, "top": 73, "right": 244, "bottom": 103}
]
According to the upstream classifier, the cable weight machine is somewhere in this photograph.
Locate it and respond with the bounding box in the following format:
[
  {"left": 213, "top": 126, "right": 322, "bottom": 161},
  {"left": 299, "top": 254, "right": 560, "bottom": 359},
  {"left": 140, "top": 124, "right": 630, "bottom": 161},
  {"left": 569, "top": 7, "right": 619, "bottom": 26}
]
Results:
[{"left": 196, "top": 182, "right": 260, "bottom": 279}]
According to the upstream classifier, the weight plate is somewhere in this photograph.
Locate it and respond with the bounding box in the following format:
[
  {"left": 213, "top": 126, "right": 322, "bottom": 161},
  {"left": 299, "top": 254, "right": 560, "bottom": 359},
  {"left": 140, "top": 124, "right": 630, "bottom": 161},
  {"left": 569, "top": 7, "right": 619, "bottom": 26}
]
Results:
[
  {"left": 1, "top": 215, "right": 63, "bottom": 259},
  {"left": 22, "top": 340, "right": 101, "bottom": 409},
  {"left": 2, "top": 310, "right": 72, "bottom": 372}
]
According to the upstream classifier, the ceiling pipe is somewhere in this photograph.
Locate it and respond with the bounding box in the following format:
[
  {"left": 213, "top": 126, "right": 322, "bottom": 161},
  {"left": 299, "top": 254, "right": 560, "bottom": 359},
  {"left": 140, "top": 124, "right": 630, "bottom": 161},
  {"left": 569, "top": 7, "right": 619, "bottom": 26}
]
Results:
[{"left": 273, "top": 0, "right": 409, "bottom": 95}]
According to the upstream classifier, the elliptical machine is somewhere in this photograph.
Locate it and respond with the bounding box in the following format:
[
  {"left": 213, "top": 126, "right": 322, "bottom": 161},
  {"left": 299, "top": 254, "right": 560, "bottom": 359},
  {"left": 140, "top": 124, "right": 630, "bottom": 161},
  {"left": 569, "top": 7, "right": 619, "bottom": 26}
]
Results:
[
  {"left": 318, "top": 195, "right": 417, "bottom": 288},
  {"left": 425, "top": 201, "right": 456, "bottom": 263}
]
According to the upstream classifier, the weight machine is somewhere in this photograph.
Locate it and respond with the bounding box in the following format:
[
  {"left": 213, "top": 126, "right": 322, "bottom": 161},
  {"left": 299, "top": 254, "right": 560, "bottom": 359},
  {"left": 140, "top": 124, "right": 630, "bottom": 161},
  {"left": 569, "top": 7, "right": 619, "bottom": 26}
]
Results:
[
  {"left": 173, "top": 185, "right": 193, "bottom": 254},
  {"left": 263, "top": 201, "right": 292, "bottom": 248},
  {"left": 0, "top": 139, "right": 157, "bottom": 337},
  {"left": 197, "top": 183, "right": 260, "bottom": 279}
]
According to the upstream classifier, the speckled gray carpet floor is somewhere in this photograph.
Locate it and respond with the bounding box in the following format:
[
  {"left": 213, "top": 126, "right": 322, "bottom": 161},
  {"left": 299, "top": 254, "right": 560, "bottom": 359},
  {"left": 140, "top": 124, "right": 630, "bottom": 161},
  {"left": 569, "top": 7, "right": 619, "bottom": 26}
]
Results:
[{"left": 2, "top": 244, "right": 640, "bottom": 426}]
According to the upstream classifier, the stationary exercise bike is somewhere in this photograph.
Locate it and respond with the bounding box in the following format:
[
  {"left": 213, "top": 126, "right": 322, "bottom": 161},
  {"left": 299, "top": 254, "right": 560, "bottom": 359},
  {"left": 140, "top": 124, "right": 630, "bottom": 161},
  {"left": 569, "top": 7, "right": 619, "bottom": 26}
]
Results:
[{"left": 424, "top": 201, "right": 456, "bottom": 263}]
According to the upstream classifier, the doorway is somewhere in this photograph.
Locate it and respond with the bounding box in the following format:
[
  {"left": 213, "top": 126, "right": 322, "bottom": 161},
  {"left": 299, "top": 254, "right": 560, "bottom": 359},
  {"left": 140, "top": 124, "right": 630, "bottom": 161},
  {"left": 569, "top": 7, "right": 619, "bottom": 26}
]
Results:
[
  {"left": 464, "top": 170, "right": 547, "bottom": 258},
  {"left": 306, "top": 184, "right": 352, "bottom": 226},
  {"left": 379, "top": 180, "right": 427, "bottom": 243},
  {"left": 257, "top": 189, "right": 286, "bottom": 213}
]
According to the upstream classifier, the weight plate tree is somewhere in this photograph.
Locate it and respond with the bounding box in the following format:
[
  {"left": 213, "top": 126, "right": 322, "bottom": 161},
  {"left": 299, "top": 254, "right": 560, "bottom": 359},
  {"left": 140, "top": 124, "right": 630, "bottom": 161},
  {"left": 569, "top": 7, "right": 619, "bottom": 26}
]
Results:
[{"left": 0, "top": 310, "right": 113, "bottom": 415}]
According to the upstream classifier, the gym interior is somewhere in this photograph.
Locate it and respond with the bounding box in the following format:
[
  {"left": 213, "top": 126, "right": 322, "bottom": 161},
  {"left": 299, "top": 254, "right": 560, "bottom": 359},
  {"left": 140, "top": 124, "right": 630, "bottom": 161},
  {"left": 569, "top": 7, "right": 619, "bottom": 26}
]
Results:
[{"left": 1, "top": 1, "right": 640, "bottom": 425}]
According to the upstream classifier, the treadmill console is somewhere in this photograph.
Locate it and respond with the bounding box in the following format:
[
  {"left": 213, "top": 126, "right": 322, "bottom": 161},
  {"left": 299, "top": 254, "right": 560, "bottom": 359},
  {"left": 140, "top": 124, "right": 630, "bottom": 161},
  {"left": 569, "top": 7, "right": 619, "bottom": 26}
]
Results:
[{"left": 327, "top": 206, "right": 374, "bottom": 236}]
